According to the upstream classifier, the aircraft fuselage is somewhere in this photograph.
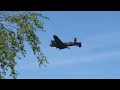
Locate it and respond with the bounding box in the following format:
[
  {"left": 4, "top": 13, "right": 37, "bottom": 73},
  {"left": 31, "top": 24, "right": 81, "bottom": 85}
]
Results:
[{"left": 50, "top": 41, "right": 81, "bottom": 49}]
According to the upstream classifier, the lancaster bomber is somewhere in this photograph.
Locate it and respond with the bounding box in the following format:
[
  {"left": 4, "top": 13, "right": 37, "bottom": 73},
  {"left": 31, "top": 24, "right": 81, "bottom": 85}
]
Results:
[{"left": 50, "top": 35, "right": 82, "bottom": 49}]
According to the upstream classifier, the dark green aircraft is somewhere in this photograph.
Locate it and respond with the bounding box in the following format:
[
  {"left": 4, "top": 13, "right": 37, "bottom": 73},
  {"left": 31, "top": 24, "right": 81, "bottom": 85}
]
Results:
[{"left": 50, "top": 35, "right": 82, "bottom": 49}]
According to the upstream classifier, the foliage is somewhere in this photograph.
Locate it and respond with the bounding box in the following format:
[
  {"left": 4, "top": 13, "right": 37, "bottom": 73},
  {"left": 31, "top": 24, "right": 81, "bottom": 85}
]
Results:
[{"left": 0, "top": 11, "right": 49, "bottom": 79}]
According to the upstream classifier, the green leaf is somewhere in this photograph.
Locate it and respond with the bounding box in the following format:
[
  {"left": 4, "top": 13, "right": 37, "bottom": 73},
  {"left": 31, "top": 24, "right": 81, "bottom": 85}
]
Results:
[{"left": 0, "top": 11, "right": 48, "bottom": 79}]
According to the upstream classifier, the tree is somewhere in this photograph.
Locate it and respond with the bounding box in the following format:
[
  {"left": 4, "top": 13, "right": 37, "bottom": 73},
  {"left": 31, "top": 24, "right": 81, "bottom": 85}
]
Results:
[{"left": 0, "top": 11, "right": 49, "bottom": 79}]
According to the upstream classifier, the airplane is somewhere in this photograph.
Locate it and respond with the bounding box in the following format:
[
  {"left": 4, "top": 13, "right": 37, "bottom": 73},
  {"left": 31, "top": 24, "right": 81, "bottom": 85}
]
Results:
[{"left": 50, "top": 35, "right": 82, "bottom": 49}]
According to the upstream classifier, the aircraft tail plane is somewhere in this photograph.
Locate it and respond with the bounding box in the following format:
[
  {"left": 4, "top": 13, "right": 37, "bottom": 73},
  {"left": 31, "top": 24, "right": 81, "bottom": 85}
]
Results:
[{"left": 74, "top": 37, "right": 81, "bottom": 47}]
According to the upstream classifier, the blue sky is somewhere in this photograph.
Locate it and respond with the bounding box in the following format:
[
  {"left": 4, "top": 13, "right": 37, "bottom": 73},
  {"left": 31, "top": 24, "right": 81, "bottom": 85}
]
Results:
[{"left": 14, "top": 11, "right": 120, "bottom": 79}]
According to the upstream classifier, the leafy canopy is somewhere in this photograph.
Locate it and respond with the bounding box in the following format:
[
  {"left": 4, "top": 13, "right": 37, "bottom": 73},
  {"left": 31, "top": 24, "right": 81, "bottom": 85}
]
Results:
[{"left": 0, "top": 11, "right": 49, "bottom": 79}]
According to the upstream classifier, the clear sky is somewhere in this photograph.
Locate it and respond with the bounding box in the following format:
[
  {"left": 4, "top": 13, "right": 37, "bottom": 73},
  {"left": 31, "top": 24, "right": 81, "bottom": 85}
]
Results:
[{"left": 15, "top": 11, "right": 120, "bottom": 79}]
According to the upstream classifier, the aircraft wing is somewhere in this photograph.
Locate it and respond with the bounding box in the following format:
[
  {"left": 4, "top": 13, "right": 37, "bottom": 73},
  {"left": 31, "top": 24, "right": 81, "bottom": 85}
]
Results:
[{"left": 53, "top": 35, "right": 65, "bottom": 46}]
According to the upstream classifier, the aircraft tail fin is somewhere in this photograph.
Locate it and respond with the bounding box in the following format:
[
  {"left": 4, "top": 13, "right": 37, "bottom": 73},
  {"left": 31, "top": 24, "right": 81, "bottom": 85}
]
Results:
[
  {"left": 74, "top": 37, "right": 77, "bottom": 43},
  {"left": 74, "top": 37, "right": 82, "bottom": 47}
]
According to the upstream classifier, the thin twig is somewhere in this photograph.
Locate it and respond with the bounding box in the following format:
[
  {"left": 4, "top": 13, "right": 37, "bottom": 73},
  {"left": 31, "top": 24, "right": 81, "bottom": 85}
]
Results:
[{"left": 0, "top": 23, "right": 19, "bottom": 29}]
